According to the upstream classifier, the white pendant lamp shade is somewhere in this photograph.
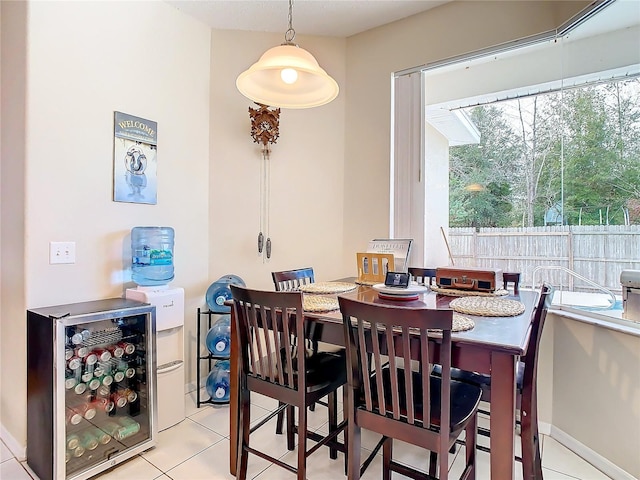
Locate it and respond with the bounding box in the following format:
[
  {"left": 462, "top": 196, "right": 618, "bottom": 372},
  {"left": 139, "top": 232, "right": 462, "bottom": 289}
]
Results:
[{"left": 236, "top": 44, "right": 339, "bottom": 109}]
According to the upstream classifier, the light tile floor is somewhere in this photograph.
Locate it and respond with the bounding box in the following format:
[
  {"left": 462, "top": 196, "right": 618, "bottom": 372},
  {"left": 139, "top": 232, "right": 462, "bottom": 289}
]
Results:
[{"left": 1, "top": 390, "right": 613, "bottom": 480}]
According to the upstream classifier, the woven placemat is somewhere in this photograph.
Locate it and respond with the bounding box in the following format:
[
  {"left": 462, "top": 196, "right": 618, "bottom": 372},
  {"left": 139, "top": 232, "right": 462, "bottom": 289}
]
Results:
[
  {"left": 449, "top": 296, "right": 525, "bottom": 317},
  {"left": 303, "top": 295, "right": 340, "bottom": 312},
  {"left": 450, "top": 314, "right": 475, "bottom": 332},
  {"left": 298, "top": 281, "right": 357, "bottom": 294},
  {"left": 430, "top": 286, "right": 509, "bottom": 297}
]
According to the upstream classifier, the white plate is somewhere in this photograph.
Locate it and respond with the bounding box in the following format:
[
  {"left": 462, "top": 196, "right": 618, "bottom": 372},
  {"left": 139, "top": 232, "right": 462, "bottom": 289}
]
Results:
[{"left": 372, "top": 283, "right": 429, "bottom": 296}]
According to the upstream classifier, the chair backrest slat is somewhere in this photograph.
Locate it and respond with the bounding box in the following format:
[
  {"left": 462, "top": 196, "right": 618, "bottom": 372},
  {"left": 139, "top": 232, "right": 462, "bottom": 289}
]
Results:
[
  {"left": 281, "top": 306, "right": 295, "bottom": 388},
  {"left": 339, "top": 296, "right": 453, "bottom": 431},
  {"left": 264, "top": 305, "right": 278, "bottom": 383},
  {"left": 357, "top": 319, "right": 374, "bottom": 412},
  {"left": 270, "top": 307, "right": 286, "bottom": 384},
  {"left": 439, "top": 329, "right": 452, "bottom": 442},
  {"left": 419, "top": 328, "right": 430, "bottom": 426},
  {"left": 231, "top": 286, "right": 306, "bottom": 394},
  {"left": 385, "top": 324, "right": 400, "bottom": 419},
  {"left": 272, "top": 268, "right": 315, "bottom": 292},
  {"left": 246, "top": 302, "right": 264, "bottom": 377},
  {"left": 401, "top": 326, "right": 415, "bottom": 424},
  {"left": 370, "top": 320, "right": 387, "bottom": 415}
]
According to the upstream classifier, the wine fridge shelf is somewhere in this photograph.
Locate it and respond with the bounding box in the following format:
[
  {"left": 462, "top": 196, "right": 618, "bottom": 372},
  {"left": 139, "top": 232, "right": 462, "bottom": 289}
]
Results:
[{"left": 196, "top": 308, "right": 230, "bottom": 407}]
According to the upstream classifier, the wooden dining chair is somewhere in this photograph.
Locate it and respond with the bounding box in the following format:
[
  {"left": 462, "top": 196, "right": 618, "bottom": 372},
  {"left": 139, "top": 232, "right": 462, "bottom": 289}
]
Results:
[
  {"left": 338, "top": 296, "right": 482, "bottom": 480},
  {"left": 408, "top": 267, "right": 438, "bottom": 286},
  {"left": 271, "top": 267, "right": 340, "bottom": 433},
  {"left": 230, "top": 285, "right": 347, "bottom": 480},
  {"left": 272, "top": 267, "right": 315, "bottom": 291},
  {"left": 434, "top": 283, "right": 553, "bottom": 480},
  {"left": 503, "top": 272, "right": 521, "bottom": 294}
]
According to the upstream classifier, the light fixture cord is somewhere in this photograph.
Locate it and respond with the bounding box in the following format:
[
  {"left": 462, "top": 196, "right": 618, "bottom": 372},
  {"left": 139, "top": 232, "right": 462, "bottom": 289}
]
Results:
[{"left": 284, "top": 0, "right": 296, "bottom": 44}]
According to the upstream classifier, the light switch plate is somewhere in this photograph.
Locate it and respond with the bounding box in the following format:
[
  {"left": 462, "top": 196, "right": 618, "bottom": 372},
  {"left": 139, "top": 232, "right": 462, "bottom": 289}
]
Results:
[{"left": 50, "top": 241, "right": 76, "bottom": 264}]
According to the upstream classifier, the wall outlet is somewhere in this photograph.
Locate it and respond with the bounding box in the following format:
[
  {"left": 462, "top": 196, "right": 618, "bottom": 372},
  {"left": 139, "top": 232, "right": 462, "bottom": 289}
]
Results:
[{"left": 50, "top": 241, "right": 76, "bottom": 264}]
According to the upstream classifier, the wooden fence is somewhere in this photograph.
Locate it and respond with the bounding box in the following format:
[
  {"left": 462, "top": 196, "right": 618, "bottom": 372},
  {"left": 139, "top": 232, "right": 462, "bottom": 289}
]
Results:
[{"left": 448, "top": 225, "right": 640, "bottom": 294}]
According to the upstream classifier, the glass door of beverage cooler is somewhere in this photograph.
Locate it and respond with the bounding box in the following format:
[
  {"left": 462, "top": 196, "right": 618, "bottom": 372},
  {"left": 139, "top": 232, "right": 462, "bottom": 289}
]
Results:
[{"left": 57, "top": 310, "right": 156, "bottom": 479}]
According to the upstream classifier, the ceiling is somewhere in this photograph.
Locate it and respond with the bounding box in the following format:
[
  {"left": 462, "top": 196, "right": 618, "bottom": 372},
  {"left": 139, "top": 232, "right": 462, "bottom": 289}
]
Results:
[{"left": 165, "top": 0, "right": 451, "bottom": 38}]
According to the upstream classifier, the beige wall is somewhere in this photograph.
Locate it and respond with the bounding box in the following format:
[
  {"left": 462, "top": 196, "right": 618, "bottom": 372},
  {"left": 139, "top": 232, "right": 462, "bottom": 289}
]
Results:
[
  {"left": 550, "top": 315, "right": 640, "bottom": 478},
  {"left": 1, "top": 0, "right": 28, "bottom": 450},
  {"left": 342, "top": 1, "right": 589, "bottom": 267},
  {"left": 208, "top": 30, "right": 348, "bottom": 290},
  {"left": 1, "top": 0, "right": 211, "bottom": 450}
]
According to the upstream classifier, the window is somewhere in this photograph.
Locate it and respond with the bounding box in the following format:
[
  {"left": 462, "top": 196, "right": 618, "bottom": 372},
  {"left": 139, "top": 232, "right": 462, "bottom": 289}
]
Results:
[{"left": 393, "top": 0, "right": 640, "bottom": 327}]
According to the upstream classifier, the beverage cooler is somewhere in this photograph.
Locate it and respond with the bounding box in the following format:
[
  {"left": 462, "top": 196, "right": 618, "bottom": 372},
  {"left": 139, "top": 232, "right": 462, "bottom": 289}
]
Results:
[{"left": 27, "top": 298, "right": 157, "bottom": 480}]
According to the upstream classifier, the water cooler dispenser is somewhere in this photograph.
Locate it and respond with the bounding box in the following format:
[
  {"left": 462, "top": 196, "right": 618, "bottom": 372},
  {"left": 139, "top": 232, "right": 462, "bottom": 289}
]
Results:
[{"left": 126, "top": 286, "right": 185, "bottom": 430}]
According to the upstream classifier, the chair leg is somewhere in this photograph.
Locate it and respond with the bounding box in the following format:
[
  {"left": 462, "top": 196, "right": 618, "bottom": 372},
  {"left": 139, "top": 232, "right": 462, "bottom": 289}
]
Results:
[
  {"left": 440, "top": 439, "right": 449, "bottom": 480},
  {"left": 382, "top": 437, "right": 392, "bottom": 480},
  {"left": 237, "top": 388, "right": 251, "bottom": 480},
  {"left": 286, "top": 405, "right": 296, "bottom": 451},
  {"left": 276, "top": 401, "right": 285, "bottom": 434},
  {"left": 429, "top": 451, "right": 438, "bottom": 478},
  {"left": 342, "top": 387, "right": 349, "bottom": 475},
  {"left": 347, "top": 420, "right": 362, "bottom": 480},
  {"left": 521, "top": 387, "right": 543, "bottom": 480},
  {"left": 465, "top": 414, "right": 477, "bottom": 480},
  {"left": 328, "top": 390, "right": 338, "bottom": 459},
  {"left": 297, "top": 403, "right": 307, "bottom": 480}
]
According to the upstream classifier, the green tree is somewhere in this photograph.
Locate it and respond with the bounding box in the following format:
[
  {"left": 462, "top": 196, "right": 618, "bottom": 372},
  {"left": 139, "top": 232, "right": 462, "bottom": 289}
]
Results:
[
  {"left": 557, "top": 80, "right": 640, "bottom": 225},
  {"left": 449, "top": 106, "right": 520, "bottom": 227},
  {"left": 450, "top": 78, "right": 640, "bottom": 227}
]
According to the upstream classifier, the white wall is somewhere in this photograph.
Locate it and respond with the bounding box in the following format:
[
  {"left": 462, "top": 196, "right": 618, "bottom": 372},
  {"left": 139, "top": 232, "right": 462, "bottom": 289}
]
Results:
[{"left": 1, "top": 0, "right": 211, "bottom": 450}]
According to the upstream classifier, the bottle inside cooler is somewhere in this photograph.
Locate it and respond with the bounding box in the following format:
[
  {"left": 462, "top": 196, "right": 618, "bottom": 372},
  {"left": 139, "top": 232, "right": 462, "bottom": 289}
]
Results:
[{"left": 63, "top": 312, "right": 151, "bottom": 477}]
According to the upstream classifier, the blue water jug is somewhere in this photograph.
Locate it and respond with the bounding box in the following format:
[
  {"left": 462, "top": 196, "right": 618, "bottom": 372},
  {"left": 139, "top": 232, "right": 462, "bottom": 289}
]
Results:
[
  {"left": 206, "top": 360, "right": 230, "bottom": 403},
  {"left": 205, "top": 315, "right": 231, "bottom": 357},
  {"left": 131, "top": 226, "right": 174, "bottom": 286},
  {"left": 205, "top": 274, "right": 246, "bottom": 313}
]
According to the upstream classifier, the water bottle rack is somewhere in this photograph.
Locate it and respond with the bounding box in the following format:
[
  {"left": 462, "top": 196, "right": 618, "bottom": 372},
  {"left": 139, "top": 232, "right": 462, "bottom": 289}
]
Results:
[{"left": 196, "top": 308, "right": 230, "bottom": 407}]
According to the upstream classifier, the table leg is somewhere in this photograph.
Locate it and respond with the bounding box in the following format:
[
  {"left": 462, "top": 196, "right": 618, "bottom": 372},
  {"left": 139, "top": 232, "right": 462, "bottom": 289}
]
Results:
[
  {"left": 229, "top": 307, "right": 239, "bottom": 476},
  {"left": 490, "top": 352, "right": 517, "bottom": 480}
]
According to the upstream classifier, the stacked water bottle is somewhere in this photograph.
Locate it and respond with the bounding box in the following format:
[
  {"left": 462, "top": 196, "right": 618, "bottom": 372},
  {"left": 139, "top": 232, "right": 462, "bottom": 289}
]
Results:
[
  {"left": 205, "top": 315, "right": 231, "bottom": 402},
  {"left": 203, "top": 274, "right": 245, "bottom": 404}
]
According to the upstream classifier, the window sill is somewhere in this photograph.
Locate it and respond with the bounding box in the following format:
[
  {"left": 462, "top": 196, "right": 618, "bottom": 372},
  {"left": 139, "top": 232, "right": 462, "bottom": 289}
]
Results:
[{"left": 549, "top": 306, "right": 640, "bottom": 338}]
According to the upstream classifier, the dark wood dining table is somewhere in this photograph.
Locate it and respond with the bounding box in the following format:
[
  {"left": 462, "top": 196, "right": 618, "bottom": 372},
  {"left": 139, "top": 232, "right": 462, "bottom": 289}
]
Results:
[{"left": 228, "top": 282, "right": 539, "bottom": 480}]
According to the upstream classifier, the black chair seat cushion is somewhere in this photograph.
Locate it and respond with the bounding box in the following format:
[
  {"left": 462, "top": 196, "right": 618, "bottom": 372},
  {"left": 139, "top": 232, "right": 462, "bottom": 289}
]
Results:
[
  {"left": 275, "top": 349, "right": 347, "bottom": 393},
  {"left": 363, "top": 367, "right": 482, "bottom": 432},
  {"left": 431, "top": 362, "right": 525, "bottom": 398}
]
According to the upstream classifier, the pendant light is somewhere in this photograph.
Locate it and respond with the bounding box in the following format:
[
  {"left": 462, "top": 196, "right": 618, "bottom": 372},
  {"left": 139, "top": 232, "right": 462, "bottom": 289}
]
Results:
[{"left": 236, "top": 0, "right": 339, "bottom": 109}]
